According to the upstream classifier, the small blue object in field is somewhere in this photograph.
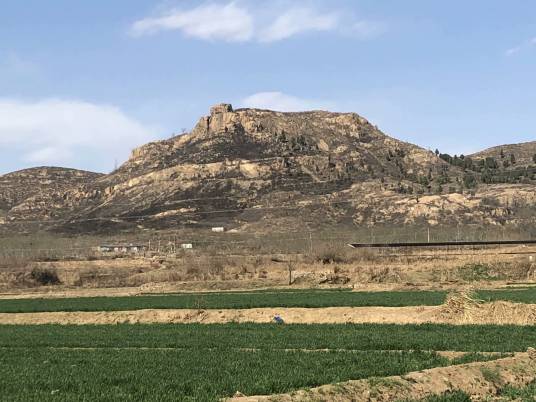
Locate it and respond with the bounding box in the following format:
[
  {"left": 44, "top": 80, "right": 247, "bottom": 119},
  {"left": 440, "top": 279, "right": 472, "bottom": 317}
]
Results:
[{"left": 273, "top": 315, "right": 285, "bottom": 324}]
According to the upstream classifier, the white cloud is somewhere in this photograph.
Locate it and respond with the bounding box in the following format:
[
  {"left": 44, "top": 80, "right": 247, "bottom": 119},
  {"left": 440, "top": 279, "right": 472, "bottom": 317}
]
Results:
[
  {"left": 130, "top": 2, "right": 254, "bottom": 42},
  {"left": 259, "top": 8, "right": 338, "bottom": 43},
  {"left": 0, "top": 99, "right": 158, "bottom": 172},
  {"left": 130, "top": 2, "right": 385, "bottom": 43},
  {"left": 241, "top": 91, "right": 334, "bottom": 112},
  {"left": 505, "top": 36, "right": 536, "bottom": 56}
]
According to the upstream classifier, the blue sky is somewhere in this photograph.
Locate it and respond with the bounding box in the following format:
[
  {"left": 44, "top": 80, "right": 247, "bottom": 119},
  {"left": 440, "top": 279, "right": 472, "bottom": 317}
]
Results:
[{"left": 0, "top": 0, "right": 535, "bottom": 174}]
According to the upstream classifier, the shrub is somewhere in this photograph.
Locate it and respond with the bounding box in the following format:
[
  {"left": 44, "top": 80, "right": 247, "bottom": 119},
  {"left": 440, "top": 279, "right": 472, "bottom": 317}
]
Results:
[
  {"left": 456, "top": 263, "right": 497, "bottom": 282},
  {"left": 30, "top": 267, "right": 61, "bottom": 286},
  {"left": 314, "top": 246, "right": 348, "bottom": 264}
]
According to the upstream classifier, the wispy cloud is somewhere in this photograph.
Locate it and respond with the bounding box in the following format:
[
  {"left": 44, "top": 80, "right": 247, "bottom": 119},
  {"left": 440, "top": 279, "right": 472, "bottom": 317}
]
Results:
[
  {"left": 0, "top": 99, "right": 158, "bottom": 172},
  {"left": 241, "top": 91, "right": 335, "bottom": 112},
  {"left": 130, "top": 2, "right": 386, "bottom": 43},
  {"left": 505, "top": 36, "right": 536, "bottom": 56},
  {"left": 130, "top": 2, "right": 254, "bottom": 42},
  {"left": 258, "top": 8, "right": 338, "bottom": 43}
]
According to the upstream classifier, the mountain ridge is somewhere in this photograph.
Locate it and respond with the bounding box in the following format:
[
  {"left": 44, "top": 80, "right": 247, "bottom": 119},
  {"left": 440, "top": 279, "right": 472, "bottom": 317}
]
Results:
[{"left": 1, "top": 104, "right": 535, "bottom": 233}]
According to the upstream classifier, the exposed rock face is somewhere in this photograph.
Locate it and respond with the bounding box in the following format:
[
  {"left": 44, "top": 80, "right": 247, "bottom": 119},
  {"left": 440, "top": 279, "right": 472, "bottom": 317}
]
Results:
[{"left": 1, "top": 105, "right": 535, "bottom": 233}]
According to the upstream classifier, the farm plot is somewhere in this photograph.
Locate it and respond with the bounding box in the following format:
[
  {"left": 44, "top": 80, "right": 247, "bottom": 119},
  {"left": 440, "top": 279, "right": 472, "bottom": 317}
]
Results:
[
  {"left": 0, "top": 288, "right": 535, "bottom": 313},
  {"left": 0, "top": 348, "right": 465, "bottom": 402},
  {"left": 1, "top": 323, "right": 535, "bottom": 351},
  {"left": 0, "top": 323, "right": 527, "bottom": 401}
]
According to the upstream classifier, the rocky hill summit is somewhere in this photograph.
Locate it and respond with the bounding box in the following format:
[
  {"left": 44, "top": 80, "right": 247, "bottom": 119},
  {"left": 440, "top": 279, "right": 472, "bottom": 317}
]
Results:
[
  {"left": 114, "top": 103, "right": 447, "bottom": 180},
  {"left": 1, "top": 105, "right": 535, "bottom": 233}
]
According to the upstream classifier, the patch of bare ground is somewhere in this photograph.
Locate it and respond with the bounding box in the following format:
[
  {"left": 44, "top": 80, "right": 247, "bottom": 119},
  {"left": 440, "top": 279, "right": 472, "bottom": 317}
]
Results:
[
  {"left": 0, "top": 299, "right": 535, "bottom": 325},
  {"left": 229, "top": 351, "right": 536, "bottom": 401},
  {"left": 0, "top": 279, "right": 285, "bottom": 300},
  {"left": 0, "top": 306, "right": 437, "bottom": 325}
]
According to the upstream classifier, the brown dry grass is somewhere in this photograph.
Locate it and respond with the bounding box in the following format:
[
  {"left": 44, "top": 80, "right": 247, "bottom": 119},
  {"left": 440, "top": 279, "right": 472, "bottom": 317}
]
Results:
[
  {"left": 435, "top": 288, "right": 536, "bottom": 325},
  {"left": 0, "top": 242, "right": 534, "bottom": 293}
]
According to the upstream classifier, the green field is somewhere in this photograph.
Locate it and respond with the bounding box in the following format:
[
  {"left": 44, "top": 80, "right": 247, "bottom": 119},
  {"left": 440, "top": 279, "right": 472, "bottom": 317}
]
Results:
[
  {"left": 0, "top": 323, "right": 525, "bottom": 401},
  {"left": 1, "top": 323, "right": 534, "bottom": 352},
  {"left": 2, "top": 289, "right": 535, "bottom": 401},
  {"left": 0, "top": 348, "right": 461, "bottom": 401},
  {"left": 0, "top": 287, "right": 535, "bottom": 313}
]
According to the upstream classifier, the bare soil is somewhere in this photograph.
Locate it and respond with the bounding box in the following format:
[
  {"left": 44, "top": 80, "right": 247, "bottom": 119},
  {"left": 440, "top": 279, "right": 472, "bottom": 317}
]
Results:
[
  {"left": 229, "top": 351, "right": 536, "bottom": 401},
  {"left": 0, "top": 301, "right": 534, "bottom": 325}
]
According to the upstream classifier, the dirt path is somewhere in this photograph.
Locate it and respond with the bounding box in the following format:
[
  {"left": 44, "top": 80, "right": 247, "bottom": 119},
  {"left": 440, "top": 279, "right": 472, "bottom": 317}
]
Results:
[
  {"left": 229, "top": 351, "right": 536, "bottom": 401},
  {"left": 0, "top": 301, "right": 534, "bottom": 325},
  {"left": 0, "top": 281, "right": 532, "bottom": 300}
]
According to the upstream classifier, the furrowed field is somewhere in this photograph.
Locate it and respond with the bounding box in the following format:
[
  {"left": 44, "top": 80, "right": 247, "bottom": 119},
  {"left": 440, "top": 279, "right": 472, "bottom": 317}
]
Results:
[
  {"left": 0, "top": 323, "right": 528, "bottom": 401},
  {"left": 0, "top": 287, "right": 535, "bottom": 312}
]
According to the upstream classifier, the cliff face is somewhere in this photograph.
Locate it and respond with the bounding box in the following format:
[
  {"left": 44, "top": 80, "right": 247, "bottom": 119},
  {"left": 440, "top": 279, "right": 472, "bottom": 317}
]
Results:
[{"left": 1, "top": 105, "right": 535, "bottom": 233}]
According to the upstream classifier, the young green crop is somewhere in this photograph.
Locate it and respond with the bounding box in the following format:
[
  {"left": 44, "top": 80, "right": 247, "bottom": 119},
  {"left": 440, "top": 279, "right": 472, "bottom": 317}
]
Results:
[
  {"left": 0, "top": 348, "right": 495, "bottom": 402},
  {"left": 0, "top": 323, "right": 534, "bottom": 352},
  {"left": 0, "top": 323, "right": 526, "bottom": 401},
  {"left": 0, "top": 289, "right": 447, "bottom": 312},
  {"left": 0, "top": 288, "right": 534, "bottom": 313}
]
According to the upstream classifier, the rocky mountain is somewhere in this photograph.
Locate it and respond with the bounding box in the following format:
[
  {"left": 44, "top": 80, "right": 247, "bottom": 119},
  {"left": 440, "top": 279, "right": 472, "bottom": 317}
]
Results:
[
  {"left": 1, "top": 104, "right": 535, "bottom": 233},
  {"left": 0, "top": 167, "right": 102, "bottom": 225}
]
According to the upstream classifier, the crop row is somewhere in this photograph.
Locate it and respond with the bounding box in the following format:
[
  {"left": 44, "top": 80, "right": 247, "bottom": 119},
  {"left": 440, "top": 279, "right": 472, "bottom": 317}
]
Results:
[
  {"left": 0, "top": 348, "right": 497, "bottom": 402},
  {"left": 0, "top": 287, "right": 535, "bottom": 313},
  {"left": 1, "top": 323, "right": 535, "bottom": 352}
]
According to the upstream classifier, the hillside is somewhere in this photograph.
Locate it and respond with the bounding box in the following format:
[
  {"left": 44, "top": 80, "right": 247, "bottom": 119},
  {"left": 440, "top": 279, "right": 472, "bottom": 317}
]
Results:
[
  {"left": 470, "top": 141, "right": 536, "bottom": 168},
  {"left": 433, "top": 141, "right": 536, "bottom": 186},
  {"left": 0, "top": 167, "right": 102, "bottom": 225},
  {"left": 1, "top": 104, "right": 535, "bottom": 233}
]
